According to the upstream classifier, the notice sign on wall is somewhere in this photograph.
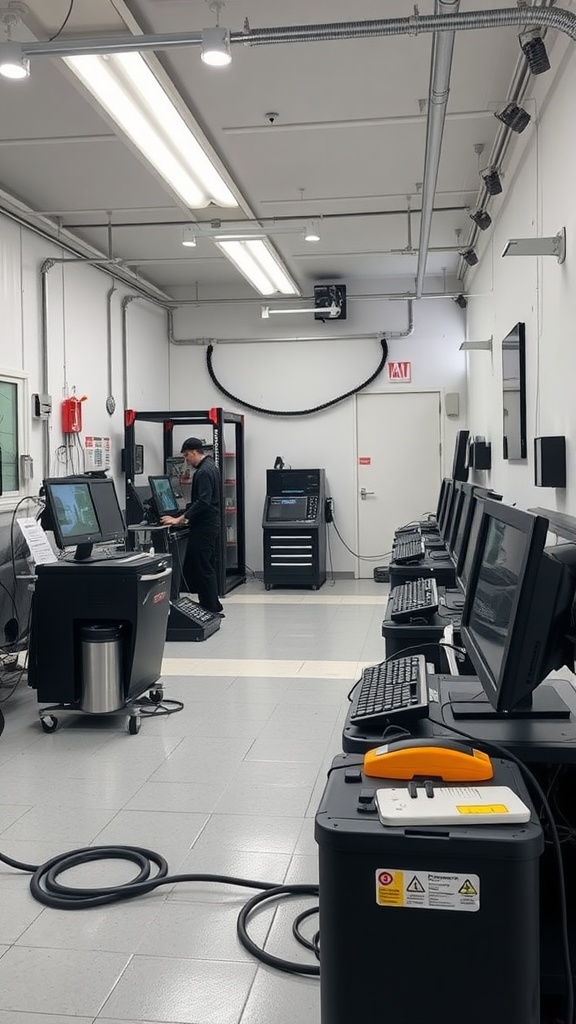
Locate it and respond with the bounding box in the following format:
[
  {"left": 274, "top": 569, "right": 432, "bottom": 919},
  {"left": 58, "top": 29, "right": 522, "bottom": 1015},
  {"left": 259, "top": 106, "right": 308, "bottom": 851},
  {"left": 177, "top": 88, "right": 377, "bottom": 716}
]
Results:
[
  {"left": 387, "top": 361, "right": 412, "bottom": 382},
  {"left": 359, "top": 457, "right": 371, "bottom": 465}
]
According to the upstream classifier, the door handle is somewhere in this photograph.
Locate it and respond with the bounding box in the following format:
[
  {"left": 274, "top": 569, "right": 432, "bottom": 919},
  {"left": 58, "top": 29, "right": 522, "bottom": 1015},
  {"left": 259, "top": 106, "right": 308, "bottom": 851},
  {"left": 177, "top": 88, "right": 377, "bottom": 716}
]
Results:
[{"left": 360, "top": 487, "right": 375, "bottom": 500}]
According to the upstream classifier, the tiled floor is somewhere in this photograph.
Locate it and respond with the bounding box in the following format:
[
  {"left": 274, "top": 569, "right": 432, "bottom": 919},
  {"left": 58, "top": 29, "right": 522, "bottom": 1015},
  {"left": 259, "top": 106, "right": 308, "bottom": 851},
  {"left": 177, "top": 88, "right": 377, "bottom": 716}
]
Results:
[{"left": 0, "top": 577, "right": 387, "bottom": 1024}]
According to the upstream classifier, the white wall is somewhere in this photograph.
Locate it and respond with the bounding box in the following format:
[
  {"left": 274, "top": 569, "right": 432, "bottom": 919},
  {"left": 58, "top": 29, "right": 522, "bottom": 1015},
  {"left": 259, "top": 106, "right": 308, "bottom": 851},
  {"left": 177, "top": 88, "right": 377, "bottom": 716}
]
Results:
[
  {"left": 169, "top": 295, "right": 467, "bottom": 573},
  {"left": 465, "top": 31, "right": 576, "bottom": 517},
  {"left": 1, "top": 214, "right": 170, "bottom": 521}
]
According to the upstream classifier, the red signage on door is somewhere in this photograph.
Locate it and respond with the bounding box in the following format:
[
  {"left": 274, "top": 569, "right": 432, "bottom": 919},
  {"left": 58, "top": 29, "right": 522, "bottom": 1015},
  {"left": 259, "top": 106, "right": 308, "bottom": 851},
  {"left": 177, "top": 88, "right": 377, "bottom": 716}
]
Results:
[
  {"left": 359, "top": 457, "right": 371, "bottom": 465},
  {"left": 387, "top": 361, "right": 412, "bottom": 382}
]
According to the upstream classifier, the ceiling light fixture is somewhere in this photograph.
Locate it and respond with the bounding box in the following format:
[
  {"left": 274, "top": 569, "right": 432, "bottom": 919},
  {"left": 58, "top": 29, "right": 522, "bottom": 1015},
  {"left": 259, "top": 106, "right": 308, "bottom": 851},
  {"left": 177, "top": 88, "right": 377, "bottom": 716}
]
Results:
[
  {"left": 481, "top": 166, "right": 503, "bottom": 196},
  {"left": 469, "top": 209, "right": 492, "bottom": 231},
  {"left": 64, "top": 52, "right": 238, "bottom": 209},
  {"left": 201, "top": 27, "right": 231, "bottom": 67},
  {"left": 494, "top": 101, "right": 531, "bottom": 133},
  {"left": 201, "top": 2, "right": 232, "bottom": 66},
  {"left": 0, "top": 40, "right": 29, "bottom": 79},
  {"left": 520, "top": 29, "right": 550, "bottom": 75},
  {"left": 459, "top": 247, "right": 479, "bottom": 267},
  {"left": 182, "top": 226, "right": 197, "bottom": 247},
  {"left": 304, "top": 219, "right": 321, "bottom": 243},
  {"left": 215, "top": 239, "right": 299, "bottom": 295},
  {"left": 261, "top": 304, "right": 339, "bottom": 319}
]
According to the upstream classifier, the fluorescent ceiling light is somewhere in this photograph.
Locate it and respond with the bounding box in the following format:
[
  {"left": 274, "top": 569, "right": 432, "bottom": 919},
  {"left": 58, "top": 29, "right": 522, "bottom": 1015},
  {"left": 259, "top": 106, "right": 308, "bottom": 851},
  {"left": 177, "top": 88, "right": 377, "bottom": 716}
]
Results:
[
  {"left": 65, "top": 52, "right": 237, "bottom": 209},
  {"left": 201, "top": 27, "right": 232, "bottom": 66},
  {"left": 0, "top": 41, "right": 30, "bottom": 79},
  {"left": 261, "top": 304, "right": 340, "bottom": 318},
  {"left": 215, "top": 239, "right": 299, "bottom": 296}
]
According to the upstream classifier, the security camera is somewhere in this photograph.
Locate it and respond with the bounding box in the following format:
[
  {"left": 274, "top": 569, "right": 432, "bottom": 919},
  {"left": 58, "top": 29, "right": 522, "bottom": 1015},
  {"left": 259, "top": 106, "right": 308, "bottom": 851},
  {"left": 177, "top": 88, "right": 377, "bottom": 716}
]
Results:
[{"left": 265, "top": 112, "right": 279, "bottom": 124}]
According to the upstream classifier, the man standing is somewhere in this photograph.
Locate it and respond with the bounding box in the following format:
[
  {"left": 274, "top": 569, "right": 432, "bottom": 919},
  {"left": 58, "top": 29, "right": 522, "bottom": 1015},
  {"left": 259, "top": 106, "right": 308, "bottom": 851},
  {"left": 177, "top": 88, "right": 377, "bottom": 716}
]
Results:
[{"left": 161, "top": 437, "right": 224, "bottom": 616}]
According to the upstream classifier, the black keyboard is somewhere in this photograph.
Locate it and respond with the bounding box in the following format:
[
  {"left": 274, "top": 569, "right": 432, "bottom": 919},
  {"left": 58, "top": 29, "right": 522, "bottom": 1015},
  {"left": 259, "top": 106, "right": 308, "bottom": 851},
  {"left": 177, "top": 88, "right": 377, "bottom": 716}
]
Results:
[
  {"left": 350, "top": 655, "right": 429, "bottom": 727},
  {"left": 389, "top": 578, "right": 439, "bottom": 622},
  {"left": 172, "top": 597, "right": 217, "bottom": 624},
  {"left": 393, "top": 538, "right": 425, "bottom": 564}
]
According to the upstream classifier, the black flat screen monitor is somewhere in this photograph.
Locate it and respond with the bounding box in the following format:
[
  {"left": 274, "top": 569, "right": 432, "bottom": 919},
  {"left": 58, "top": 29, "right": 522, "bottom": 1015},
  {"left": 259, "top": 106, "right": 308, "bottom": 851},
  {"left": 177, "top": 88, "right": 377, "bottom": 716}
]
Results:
[
  {"left": 42, "top": 476, "right": 126, "bottom": 561},
  {"left": 441, "top": 481, "right": 462, "bottom": 544},
  {"left": 436, "top": 478, "right": 451, "bottom": 522},
  {"left": 461, "top": 500, "right": 576, "bottom": 712},
  {"left": 451, "top": 430, "right": 470, "bottom": 482},
  {"left": 502, "top": 322, "right": 527, "bottom": 460},
  {"left": 438, "top": 480, "right": 455, "bottom": 537},
  {"left": 268, "top": 496, "right": 308, "bottom": 522},
  {"left": 148, "top": 476, "right": 180, "bottom": 518}
]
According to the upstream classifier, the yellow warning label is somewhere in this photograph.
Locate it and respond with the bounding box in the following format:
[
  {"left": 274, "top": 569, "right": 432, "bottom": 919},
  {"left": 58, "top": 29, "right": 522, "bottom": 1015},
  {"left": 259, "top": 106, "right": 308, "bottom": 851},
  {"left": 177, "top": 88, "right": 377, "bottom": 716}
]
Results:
[
  {"left": 376, "top": 869, "right": 404, "bottom": 906},
  {"left": 456, "top": 804, "right": 509, "bottom": 814},
  {"left": 458, "top": 879, "right": 478, "bottom": 896}
]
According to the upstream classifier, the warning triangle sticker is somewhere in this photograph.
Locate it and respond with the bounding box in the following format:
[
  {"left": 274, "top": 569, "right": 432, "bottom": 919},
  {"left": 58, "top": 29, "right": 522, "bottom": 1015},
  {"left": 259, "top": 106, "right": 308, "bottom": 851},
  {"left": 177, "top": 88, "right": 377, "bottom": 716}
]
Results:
[
  {"left": 458, "top": 879, "right": 478, "bottom": 896},
  {"left": 406, "top": 875, "right": 426, "bottom": 893}
]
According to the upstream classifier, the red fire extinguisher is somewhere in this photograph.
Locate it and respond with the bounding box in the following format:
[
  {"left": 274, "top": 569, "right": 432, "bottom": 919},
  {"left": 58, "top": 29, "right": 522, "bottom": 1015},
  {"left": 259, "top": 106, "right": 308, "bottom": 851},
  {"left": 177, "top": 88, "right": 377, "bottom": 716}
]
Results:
[{"left": 61, "top": 394, "right": 87, "bottom": 433}]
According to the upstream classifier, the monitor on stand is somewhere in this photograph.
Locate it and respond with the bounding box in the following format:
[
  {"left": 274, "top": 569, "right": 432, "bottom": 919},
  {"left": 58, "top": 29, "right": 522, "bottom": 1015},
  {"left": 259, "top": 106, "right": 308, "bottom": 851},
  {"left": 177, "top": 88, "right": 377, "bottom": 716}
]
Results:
[
  {"left": 42, "top": 477, "right": 126, "bottom": 561},
  {"left": 456, "top": 500, "right": 576, "bottom": 720}
]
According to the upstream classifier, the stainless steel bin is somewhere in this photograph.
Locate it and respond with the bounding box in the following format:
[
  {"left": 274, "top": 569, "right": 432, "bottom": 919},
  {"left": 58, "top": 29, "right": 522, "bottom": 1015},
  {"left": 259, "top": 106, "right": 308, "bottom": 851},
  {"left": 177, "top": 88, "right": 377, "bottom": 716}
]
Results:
[{"left": 80, "top": 623, "right": 123, "bottom": 713}]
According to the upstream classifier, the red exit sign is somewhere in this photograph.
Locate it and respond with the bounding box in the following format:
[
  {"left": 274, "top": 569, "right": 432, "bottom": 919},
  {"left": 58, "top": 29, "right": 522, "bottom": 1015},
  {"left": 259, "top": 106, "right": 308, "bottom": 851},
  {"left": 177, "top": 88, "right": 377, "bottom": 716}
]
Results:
[{"left": 387, "top": 361, "right": 411, "bottom": 382}]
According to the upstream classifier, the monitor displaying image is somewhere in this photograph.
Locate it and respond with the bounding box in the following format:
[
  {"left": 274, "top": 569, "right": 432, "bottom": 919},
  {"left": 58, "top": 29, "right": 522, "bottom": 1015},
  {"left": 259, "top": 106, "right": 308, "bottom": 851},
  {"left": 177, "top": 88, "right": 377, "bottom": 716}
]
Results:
[
  {"left": 49, "top": 481, "right": 99, "bottom": 539},
  {"left": 148, "top": 475, "right": 180, "bottom": 517}
]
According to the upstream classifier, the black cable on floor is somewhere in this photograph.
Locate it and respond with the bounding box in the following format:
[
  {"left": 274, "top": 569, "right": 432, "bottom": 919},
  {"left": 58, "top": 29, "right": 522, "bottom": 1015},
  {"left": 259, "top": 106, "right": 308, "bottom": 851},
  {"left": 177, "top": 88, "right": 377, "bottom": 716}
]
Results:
[
  {"left": 134, "top": 697, "right": 184, "bottom": 717},
  {"left": 0, "top": 846, "right": 320, "bottom": 976}
]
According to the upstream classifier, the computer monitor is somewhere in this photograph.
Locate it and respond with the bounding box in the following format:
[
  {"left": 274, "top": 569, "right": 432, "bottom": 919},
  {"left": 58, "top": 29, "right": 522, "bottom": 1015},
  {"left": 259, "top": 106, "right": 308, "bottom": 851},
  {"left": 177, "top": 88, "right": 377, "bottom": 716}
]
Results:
[
  {"left": 451, "top": 485, "right": 500, "bottom": 576},
  {"left": 148, "top": 476, "right": 180, "bottom": 518},
  {"left": 437, "top": 480, "right": 455, "bottom": 537},
  {"left": 451, "top": 430, "right": 470, "bottom": 483},
  {"left": 42, "top": 476, "right": 126, "bottom": 561},
  {"left": 445, "top": 482, "right": 468, "bottom": 558},
  {"left": 441, "top": 481, "right": 463, "bottom": 544},
  {"left": 436, "top": 478, "right": 451, "bottom": 521},
  {"left": 457, "top": 494, "right": 487, "bottom": 593},
  {"left": 461, "top": 500, "right": 576, "bottom": 713}
]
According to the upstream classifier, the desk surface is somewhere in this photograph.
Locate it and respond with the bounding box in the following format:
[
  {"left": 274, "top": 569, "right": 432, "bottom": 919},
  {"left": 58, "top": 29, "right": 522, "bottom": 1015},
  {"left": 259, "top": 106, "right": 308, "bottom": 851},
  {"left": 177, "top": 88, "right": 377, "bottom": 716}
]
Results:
[{"left": 342, "top": 674, "right": 576, "bottom": 763}]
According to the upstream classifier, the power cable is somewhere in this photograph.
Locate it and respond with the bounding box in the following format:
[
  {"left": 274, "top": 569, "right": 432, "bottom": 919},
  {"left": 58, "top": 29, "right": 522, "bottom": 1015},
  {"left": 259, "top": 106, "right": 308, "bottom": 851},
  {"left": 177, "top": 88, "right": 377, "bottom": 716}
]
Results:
[
  {"left": 331, "top": 518, "right": 392, "bottom": 562},
  {"left": 47, "top": 1, "right": 75, "bottom": 41},
  {"left": 206, "top": 339, "right": 388, "bottom": 417}
]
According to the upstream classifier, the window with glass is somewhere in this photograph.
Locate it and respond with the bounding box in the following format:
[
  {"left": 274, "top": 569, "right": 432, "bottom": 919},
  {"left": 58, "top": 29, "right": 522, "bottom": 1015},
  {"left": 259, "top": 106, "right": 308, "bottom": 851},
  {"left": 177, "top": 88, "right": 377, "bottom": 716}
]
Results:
[{"left": 0, "top": 373, "right": 25, "bottom": 496}]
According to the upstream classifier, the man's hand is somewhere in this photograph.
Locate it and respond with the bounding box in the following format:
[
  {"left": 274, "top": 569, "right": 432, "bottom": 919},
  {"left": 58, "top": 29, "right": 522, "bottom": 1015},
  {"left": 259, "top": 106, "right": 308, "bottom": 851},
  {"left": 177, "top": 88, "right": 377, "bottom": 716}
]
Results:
[{"left": 160, "top": 514, "right": 186, "bottom": 526}]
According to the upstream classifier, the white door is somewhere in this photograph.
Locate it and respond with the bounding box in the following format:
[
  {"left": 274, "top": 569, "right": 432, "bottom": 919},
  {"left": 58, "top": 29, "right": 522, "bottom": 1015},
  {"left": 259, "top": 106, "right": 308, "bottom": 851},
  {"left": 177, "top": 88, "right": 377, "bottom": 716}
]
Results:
[{"left": 356, "top": 391, "right": 442, "bottom": 577}]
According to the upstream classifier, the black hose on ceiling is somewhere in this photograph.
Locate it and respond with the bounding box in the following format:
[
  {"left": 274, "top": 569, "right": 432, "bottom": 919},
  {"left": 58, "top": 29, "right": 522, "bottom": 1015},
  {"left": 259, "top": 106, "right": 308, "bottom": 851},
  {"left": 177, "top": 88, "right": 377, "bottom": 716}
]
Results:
[{"left": 205, "top": 338, "right": 389, "bottom": 417}]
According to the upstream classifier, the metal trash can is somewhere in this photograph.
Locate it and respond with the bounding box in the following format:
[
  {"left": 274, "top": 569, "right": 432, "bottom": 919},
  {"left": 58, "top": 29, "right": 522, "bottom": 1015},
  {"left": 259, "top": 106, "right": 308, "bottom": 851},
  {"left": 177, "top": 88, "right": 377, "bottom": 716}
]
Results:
[{"left": 80, "top": 623, "right": 124, "bottom": 713}]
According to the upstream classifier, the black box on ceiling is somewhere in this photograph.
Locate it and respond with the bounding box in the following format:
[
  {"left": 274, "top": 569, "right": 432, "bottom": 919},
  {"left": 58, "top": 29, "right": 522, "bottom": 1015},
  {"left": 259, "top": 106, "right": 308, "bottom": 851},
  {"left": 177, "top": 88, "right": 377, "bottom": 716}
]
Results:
[
  {"left": 473, "top": 440, "right": 492, "bottom": 471},
  {"left": 314, "top": 284, "right": 347, "bottom": 321},
  {"left": 534, "top": 436, "right": 566, "bottom": 487}
]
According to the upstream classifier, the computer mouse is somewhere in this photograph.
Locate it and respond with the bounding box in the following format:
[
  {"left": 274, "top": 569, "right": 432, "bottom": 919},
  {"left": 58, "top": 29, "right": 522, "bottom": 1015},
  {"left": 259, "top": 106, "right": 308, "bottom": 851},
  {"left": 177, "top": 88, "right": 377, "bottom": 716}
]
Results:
[{"left": 363, "top": 737, "right": 493, "bottom": 781}]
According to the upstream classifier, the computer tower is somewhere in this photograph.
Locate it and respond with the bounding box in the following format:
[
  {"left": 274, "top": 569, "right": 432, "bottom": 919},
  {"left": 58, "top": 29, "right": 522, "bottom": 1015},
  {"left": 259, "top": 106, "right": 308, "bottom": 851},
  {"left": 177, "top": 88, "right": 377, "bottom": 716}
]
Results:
[{"left": 316, "top": 755, "right": 542, "bottom": 1024}]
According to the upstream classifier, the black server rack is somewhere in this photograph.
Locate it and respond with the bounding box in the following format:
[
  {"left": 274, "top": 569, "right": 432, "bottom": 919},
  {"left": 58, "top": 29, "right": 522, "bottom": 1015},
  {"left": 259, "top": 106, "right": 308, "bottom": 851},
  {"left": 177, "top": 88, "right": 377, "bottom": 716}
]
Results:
[{"left": 262, "top": 469, "right": 326, "bottom": 590}]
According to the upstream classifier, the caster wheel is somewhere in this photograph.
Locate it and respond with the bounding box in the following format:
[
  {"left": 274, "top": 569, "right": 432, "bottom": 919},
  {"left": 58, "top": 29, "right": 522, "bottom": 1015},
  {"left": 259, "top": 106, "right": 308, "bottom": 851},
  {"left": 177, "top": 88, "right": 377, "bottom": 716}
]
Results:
[
  {"left": 41, "top": 716, "right": 58, "bottom": 733},
  {"left": 265, "top": 584, "right": 272, "bottom": 591},
  {"left": 128, "top": 716, "right": 141, "bottom": 735},
  {"left": 148, "top": 689, "right": 164, "bottom": 704},
  {"left": 312, "top": 585, "right": 318, "bottom": 591}
]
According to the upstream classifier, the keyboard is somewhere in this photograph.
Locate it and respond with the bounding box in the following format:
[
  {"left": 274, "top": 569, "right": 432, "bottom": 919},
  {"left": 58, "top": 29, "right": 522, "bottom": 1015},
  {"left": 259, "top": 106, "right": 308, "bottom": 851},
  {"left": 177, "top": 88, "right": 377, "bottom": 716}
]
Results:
[
  {"left": 171, "top": 596, "right": 218, "bottom": 624},
  {"left": 389, "top": 578, "right": 439, "bottom": 622},
  {"left": 349, "top": 655, "right": 429, "bottom": 727},
  {"left": 393, "top": 538, "right": 425, "bottom": 564}
]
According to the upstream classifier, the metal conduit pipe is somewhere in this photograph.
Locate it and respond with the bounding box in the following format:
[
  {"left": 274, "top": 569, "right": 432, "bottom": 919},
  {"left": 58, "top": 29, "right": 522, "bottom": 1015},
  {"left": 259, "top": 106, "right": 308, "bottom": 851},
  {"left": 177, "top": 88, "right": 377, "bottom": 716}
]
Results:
[
  {"left": 415, "top": 0, "right": 460, "bottom": 299},
  {"left": 20, "top": 7, "right": 576, "bottom": 57},
  {"left": 40, "top": 260, "right": 56, "bottom": 479},
  {"left": 460, "top": 0, "right": 557, "bottom": 272},
  {"left": 167, "top": 299, "right": 414, "bottom": 345}
]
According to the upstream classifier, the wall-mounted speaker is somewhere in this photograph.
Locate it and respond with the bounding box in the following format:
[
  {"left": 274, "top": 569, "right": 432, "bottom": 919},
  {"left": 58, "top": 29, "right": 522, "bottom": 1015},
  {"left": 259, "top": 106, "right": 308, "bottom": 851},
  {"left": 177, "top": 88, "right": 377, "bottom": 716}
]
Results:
[
  {"left": 473, "top": 440, "right": 492, "bottom": 471},
  {"left": 534, "top": 436, "right": 566, "bottom": 487}
]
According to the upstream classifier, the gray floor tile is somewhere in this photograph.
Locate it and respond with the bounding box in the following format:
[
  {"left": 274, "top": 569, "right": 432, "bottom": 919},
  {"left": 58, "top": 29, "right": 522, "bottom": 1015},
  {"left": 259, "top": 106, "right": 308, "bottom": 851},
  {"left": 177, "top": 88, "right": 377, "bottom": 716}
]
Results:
[
  {"left": 136, "top": 900, "right": 269, "bottom": 961},
  {"left": 0, "top": 1014, "right": 94, "bottom": 1024},
  {"left": 99, "top": 955, "right": 256, "bottom": 1023},
  {"left": 0, "top": 946, "right": 131, "bottom": 1016},
  {"left": 239, "top": 966, "right": 320, "bottom": 1024}
]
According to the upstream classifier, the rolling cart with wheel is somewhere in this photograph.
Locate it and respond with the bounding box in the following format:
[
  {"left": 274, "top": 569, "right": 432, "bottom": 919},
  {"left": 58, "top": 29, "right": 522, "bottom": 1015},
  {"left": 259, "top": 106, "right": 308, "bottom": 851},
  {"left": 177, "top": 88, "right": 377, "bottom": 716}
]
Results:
[{"left": 29, "top": 554, "right": 172, "bottom": 735}]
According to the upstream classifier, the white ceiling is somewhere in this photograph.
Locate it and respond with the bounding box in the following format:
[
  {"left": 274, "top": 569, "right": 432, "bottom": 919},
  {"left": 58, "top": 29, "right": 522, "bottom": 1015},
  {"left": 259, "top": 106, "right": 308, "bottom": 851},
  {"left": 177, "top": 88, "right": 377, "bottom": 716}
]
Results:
[{"left": 0, "top": 0, "right": 554, "bottom": 302}]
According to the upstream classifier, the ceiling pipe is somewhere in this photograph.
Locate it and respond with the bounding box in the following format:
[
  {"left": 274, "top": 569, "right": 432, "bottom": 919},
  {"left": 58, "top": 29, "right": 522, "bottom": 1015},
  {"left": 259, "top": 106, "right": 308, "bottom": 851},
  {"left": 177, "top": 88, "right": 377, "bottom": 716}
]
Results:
[
  {"left": 17, "top": 7, "right": 576, "bottom": 58},
  {"left": 415, "top": 0, "right": 460, "bottom": 300}
]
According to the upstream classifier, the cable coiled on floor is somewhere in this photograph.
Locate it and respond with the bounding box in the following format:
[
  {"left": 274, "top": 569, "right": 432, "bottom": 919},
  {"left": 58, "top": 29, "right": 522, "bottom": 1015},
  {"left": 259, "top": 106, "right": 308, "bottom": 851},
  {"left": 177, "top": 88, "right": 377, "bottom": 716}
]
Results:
[{"left": 0, "top": 845, "right": 320, "bottom": 975}]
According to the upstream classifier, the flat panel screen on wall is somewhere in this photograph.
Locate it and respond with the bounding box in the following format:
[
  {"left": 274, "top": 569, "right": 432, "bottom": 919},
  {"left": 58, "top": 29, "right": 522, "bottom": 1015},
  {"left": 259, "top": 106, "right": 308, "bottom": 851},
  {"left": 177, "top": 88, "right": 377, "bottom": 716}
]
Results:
[{"left": 502, "top": 322, "right": 527, "bottom": 460}]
